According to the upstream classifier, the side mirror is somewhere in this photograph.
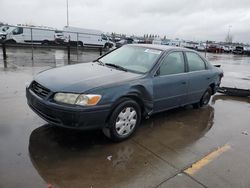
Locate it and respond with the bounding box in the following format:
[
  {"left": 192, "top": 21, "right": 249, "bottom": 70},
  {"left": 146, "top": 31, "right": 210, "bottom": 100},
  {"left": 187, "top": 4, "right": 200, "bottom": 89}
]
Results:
[{"left": 154, "top": 69, "right": 160, "bottom": 77}]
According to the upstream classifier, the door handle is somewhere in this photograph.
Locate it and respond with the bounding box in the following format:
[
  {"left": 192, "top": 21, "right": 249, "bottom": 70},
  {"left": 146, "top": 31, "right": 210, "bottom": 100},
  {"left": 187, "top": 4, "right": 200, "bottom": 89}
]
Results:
[
  {"left": 181, "top": 81, "right": 187, "bottom": 85},
  {"left": 207, "top": 77, "right": 210, "bottom": 80}
]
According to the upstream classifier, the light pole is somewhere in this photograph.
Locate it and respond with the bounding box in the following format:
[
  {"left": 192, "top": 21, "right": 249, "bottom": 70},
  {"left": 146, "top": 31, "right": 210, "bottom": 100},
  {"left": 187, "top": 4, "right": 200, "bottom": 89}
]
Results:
[
  {"left": 66, "top": 0, "right": 69, "bottom": 26},
  {"left": 227, "top": 25, "right": 232, "bottom": 43}
]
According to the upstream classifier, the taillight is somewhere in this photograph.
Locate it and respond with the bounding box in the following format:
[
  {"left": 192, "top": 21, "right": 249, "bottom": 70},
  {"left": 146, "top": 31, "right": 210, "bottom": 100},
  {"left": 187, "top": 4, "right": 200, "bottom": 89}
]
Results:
[{"left": 219, "top": 72, "right": 224, "bottom": 81}]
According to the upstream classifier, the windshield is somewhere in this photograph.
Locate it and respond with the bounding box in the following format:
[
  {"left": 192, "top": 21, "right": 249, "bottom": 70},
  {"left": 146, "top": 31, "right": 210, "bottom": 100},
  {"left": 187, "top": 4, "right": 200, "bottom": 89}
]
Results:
[{"left": 99, "top": 46, "right": 162, "bottom": 73}]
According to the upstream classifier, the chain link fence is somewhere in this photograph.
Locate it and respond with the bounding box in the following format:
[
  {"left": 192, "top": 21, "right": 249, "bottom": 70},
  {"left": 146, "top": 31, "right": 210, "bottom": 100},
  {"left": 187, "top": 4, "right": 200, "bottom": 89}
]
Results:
[{"left": 0, "top": 25, "right": 113, "bottom": 67}]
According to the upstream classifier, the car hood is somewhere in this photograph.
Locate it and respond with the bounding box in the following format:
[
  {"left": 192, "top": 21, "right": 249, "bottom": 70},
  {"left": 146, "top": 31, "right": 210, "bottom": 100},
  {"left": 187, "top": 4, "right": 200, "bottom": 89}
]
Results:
[{"left": 34, "top": 62, "right": 142, "bottom": 93}]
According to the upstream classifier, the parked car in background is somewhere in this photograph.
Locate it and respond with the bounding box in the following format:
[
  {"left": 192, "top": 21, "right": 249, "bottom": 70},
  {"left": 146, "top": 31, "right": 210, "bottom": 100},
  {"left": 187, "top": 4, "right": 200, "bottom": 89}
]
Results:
[
  {"left": 152, "top": 38, "right": 162, "bottom": 45},
  {"left": 115, "top": 39, "right": 127, "bottom": 48},
  {"left": 26, "top": 44, "right": 223, "bottom": 141},
  {"left": 115, "top": 38, "right": 134, "bottom": 48},
  {"left": 182, "top": 41, "right": 199, "bottom": 49},
  {"left": 161, "top": 39, "right": 170, "bottom": 45},
  {"left": 207, "top": 44, "right": 224, "bottom": 53},
  {"left": 243, "top": 46, "right": 250, "bottom": 55},
  {"left": 222, "top": 46, "right": 231, "bottom": 53},
  {"left": 233, "top": 46, "right": 244, "bottom": 55},
  {"left": 197, "top": 44, "right": 206, "bottom": 51}
]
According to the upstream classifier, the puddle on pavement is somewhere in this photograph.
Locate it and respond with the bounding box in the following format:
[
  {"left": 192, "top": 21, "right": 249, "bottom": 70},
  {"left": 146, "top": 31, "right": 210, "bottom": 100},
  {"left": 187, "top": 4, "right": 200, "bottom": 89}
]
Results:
[
  {"left": 28, "top": 105, "right": 215, "bottom": 188},
  {"left": 27, "top": 94, "right": 250, "bottom": 188}
]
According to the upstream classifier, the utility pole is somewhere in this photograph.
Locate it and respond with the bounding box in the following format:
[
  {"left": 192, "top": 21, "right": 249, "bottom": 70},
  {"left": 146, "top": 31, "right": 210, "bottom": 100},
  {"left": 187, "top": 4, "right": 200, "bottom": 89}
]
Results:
[
  {"left": 66, "top": 0, "right": 69, "bottom": 26},
  {"left": 227, "top": 25, "right": 232, "bottom": 43}
]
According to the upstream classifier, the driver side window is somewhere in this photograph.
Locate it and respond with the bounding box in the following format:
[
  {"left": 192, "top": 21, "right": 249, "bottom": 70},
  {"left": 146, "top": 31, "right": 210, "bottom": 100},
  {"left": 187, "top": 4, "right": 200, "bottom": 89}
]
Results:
[
  {"left": 12, "top": 27, "right": 23, "bottom": 35},
  {"left": 159, "top": 52, "right": 185, "bottom": 76}
]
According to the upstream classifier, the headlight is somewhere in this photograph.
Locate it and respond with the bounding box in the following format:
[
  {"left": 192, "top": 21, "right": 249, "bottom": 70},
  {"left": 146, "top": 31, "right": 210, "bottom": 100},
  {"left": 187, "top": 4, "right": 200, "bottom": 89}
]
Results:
[
  {"left": 75, "top": 94, "right": 102, "bottom": 106},
  {"left": 54, "top": 93, "right": 101, "bottom": 106},
  {"left": 54, "top": 93, "right": 79, "bottom": 105}
]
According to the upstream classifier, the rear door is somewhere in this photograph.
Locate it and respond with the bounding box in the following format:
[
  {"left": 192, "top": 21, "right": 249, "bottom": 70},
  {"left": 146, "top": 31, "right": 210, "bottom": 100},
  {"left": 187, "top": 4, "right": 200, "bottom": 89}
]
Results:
[
  {"left": 184, "top": 51, "right": 211, "bottom": 103},
  {"left": 153, "top": 51, "right": 188, "bottom": 112}
]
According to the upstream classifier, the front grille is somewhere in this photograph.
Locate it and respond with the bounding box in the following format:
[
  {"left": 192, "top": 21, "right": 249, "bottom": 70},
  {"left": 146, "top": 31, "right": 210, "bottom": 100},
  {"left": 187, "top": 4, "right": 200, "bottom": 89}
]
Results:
[{"left": 31, "top": 81, "right": 50, "bottom": 99}]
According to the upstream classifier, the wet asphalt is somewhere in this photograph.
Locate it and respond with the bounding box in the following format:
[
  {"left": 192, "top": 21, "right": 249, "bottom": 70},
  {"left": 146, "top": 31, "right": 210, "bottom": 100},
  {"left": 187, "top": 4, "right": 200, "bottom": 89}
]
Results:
[{"left": 0, "top": 47, "right": 250, "bottom": 188}]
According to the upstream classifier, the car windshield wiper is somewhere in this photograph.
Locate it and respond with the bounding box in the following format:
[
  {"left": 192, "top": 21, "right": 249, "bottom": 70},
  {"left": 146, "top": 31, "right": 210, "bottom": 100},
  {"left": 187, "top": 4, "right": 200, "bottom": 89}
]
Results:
[
  {"left": 105, "top": 63, "right": 128, "bottom": 72},
  {"left": 94, "top": 59, "right": 105, "bottom": 66}
]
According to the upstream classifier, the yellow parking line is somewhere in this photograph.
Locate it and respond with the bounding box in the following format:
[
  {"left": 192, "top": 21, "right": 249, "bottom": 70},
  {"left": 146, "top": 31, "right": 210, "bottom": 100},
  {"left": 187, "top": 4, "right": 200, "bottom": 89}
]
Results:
[{"left": 184, "top": 144, "right": 231, "bottom": 175}]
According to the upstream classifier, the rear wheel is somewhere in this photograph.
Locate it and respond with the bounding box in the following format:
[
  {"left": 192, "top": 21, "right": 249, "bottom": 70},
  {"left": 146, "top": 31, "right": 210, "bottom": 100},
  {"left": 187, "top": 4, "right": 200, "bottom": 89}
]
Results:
[
  {"left": 78, "top": 41, "right": 83, "bottom": 47},
  {"left": 102, "top": 99, "right": 141, "bottom": 142},
  {"left": 42, "top": 40, "right": 49, "bottom": 45},
  {"left": 193, "top": 87, "right": 212, "bottom": 108},
  {"left": 104, "top": 43, "right": 110, "bottom": 50},
  {"left": 109, "top": 43, "right": 113, "bottom": 48}
]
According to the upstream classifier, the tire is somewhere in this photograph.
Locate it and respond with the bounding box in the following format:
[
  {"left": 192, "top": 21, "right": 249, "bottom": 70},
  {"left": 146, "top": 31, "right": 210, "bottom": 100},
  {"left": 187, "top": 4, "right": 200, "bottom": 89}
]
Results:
[
  {"left": 5, "top": 39, "right": 16, "bottom": 44},
  {"left": 193, "top": 87, "right": 212, "bottom": 108},
  {"left": 200, "top": 87, "right": 212, "bottom": 106},
  {"left": 78, "top": 41, "right": 83, "bottom": 47},
  {"left": 102, "top": 99, "right": 141, "bottom": 142},
  {"left": 42, "top": 40, "right": 49, "bottom": 45},
  {"left": 104, "top": 43, "right": 110, "bottom": 50}
]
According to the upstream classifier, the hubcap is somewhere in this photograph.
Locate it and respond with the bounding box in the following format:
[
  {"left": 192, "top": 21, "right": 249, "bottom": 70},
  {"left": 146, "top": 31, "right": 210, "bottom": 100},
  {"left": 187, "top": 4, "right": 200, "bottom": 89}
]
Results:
[
  {"left": 203, "top": 91, "right": 210, "bottom": 105},
  {"left": 115, "top": 107, "right": 137, "bottom": 136}
]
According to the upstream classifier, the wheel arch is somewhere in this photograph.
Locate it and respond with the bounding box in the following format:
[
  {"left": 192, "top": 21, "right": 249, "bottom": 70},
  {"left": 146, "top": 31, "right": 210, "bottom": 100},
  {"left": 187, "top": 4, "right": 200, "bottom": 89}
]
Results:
[
  {"left": 105, "top": 94, "right": 146, "bottom": 124},
  {"left": 209, "top": 83, "right": 215, "bottom": 95},
  {"left": 42, "top": 40, "right": 49, "bottom": 45},
  {"left": 5, "top": 39, "right": 16, "bottom": 44},
  {"left": 78, "top": 41, "right": 84, "bottom": 46}
]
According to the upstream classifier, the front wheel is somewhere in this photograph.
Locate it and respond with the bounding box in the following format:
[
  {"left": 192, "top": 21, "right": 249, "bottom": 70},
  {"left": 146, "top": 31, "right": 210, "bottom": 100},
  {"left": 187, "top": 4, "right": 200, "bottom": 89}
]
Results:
[
  {"left": 104, "top": 43, "right": 110, "bottom": 50},
  {"left": 5, "top": 39, "right": 16, "bottom": 44},
  {"left": 103, "top": 99, "right": 141, "bottom": 142}
]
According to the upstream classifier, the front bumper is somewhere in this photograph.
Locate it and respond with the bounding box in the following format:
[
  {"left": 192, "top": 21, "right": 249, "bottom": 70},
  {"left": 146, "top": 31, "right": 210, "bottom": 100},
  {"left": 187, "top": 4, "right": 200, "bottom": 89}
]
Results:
[{"left": 26, "top": 88, "right": 111, "bottom": 130}]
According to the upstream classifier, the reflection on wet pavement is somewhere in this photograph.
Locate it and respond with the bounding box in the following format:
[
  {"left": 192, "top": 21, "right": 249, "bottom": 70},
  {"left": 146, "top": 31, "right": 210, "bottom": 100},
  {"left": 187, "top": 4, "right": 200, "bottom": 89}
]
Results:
[
  {"left": 28, "top": 105, "right": 215, "bottom": 188},
  {"left": 0, "top": 47, "right": 101, "bottom": 69}
]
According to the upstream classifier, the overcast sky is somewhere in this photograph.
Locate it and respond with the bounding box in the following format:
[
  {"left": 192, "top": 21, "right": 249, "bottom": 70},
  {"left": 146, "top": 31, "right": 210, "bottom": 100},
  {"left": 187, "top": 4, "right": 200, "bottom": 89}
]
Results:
[{"left": 0, "top": 0, "right": 250, "bottom": 43}]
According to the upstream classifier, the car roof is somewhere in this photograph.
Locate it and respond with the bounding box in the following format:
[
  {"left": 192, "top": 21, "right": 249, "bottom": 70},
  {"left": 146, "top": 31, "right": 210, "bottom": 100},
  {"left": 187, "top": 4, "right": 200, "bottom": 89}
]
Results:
[{"left": 127, "top": 44, "right": 192, "bottom": 52}]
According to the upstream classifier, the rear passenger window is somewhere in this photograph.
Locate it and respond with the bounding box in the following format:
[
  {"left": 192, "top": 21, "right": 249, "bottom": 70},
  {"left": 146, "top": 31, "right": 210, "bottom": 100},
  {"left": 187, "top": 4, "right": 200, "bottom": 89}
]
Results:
[
  {"left": 186, "top": 52, "right": 206, "bottom": 72},
  {"left": 159, "top": 52, "right": 185, "bottom": 76}
]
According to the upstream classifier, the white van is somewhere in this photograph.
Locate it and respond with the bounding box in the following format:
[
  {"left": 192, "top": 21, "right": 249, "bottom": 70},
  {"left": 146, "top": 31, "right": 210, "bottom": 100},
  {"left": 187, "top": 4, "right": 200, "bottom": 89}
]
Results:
[
  {"left": 5, "top": 26, "right": 56, "bottom": 44},
  {"left": 63, "top": 26, "right": 113, "bottom": 48}
]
